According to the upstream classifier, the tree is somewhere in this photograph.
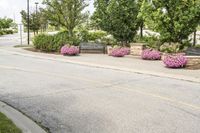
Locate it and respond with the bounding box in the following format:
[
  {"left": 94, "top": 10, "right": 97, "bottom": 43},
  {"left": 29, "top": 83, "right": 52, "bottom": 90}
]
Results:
[
  {"left": 93, "top": 0, "right": 140, "bottom": 45},
  {"left": 140, "top": 0, "right": 200, "bottom": 44},
  {"left": 43, "top": 0, "right": 89, "bottom": 38},
  {"left": 21, "top": 10, "right": 40, "bottom": 35}
]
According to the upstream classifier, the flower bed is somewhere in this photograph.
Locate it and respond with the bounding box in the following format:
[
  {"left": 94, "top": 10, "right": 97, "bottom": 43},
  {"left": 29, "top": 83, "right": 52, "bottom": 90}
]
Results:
[
  {"left": 61, "top": 45, "right": 79, "bottom": 56},
  {"left": 141, "top": 49, "right": 161, "bottom": 60},
  {"left": 110, "top": 47, "right": 130, "bottom": 57},
  {"left": 163, "top": 54, "right": 187, "bottom": 68}
]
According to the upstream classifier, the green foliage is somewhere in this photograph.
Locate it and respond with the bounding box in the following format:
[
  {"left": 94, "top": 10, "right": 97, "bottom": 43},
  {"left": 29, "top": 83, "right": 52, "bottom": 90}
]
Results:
[
  {"left": 100, "top": 35, "right": 117, "bottom": 46},
  {"left": 33, "top": 34, "right": 54, "bottom": 52},
  {"left": 78, "top": 27, "right": 90, "bottom": 42},
  {"left": 79, "top": 29, "right": 107, "bottom": 42},
  {"left": 0, "top": 112, "right": 22, "bottom": 133},
  {"left": 134, "top": 35, "right": 161, "bottom": 50},
  {"left": 0, "top": 31, "right": 3, "bottom": 35},
  {"left": 54, "top": 31, "right": 80, "bottom": 46},
  {"left": 93, "top": 0, "right": 140, "bottom": 44},
  {"left": 33, "top": 31, "right": 80, "bottom": 52},
  {"left": 160, "top": 43, "right": 181, "bottom": 53},
  {"left": 140, "top": 0, "right": 200, "bottom": 44},
  {"left": 0, "top": 18, "right": 13, "bottom": 30},
  {"left": 21, "top": 10, "right": 43, "bottom": 34},
  {"left": 88, "top": 31, "right": 107, "bottom": 41},
  {"left": 3, "top": 30, "right": 14, "bottom": 34},
  {"left": 43, "top": 0, "right": 89, "bottom": 38},
  {"left": 0, "top": 30, "right": 14, "bottom": 36},
  {"left": 195, "top": 45, "right": 200, "bottom": 48},
  {"left": 0, "top": 18, "right": 14, "bottom": 36},
  {"left": 160, "top": 41, "right": 191, "bottom": 53}
]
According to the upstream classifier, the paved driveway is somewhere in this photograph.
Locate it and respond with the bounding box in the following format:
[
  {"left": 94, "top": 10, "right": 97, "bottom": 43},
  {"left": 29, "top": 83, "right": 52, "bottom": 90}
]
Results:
[{"left": 0, "top": 34, "right": 200, "bottom": 133}]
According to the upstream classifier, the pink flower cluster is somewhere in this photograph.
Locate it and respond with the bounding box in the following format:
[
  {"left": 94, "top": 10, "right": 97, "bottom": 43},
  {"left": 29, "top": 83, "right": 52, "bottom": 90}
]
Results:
[
  {"left": 142, "top": 49, "right": 161, "bottom": 60},
  {"left": 111, "top": 48, "right": 130, "bottom": 57},
  {"left": 61, "top": 45, "right": 79, "bottom": 56},
  {"left": 163, "top": 54, "right": 187, "bottom": 68}
]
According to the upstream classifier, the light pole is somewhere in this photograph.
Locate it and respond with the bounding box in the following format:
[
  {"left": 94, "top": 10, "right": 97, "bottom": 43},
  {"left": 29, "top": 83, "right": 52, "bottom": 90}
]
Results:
[
  {"left": 27, "top": 0, "right": 30, "bottom": 45},
  {"left": 35, "top": 2, "right": 39, "bottom": 14},
  {"left": 35, "top": 2, "right": 39, "bottom": 34}
]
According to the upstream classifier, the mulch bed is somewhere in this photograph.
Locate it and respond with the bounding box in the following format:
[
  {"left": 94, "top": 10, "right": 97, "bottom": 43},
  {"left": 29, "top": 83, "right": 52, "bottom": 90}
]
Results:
[{"left": 23, "top": 47, "right": 60, "bottom": 55}]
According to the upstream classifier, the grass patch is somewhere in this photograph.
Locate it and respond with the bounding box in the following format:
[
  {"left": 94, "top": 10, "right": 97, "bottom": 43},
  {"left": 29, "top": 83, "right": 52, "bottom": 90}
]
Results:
[{"left": 0, "top": 112, "right": 22, "bottom": 133}]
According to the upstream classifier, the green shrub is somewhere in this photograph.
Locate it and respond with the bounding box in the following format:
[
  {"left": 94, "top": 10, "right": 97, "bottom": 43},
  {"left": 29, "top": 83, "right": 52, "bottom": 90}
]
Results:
[
  {"left": 195, "top": 45, "right": 200, "bottom": 48},
  {"left": 160, "top": 40, "right": 192, "bottom": 53},
  {"left": 52, "top": 31, "right": 70, "bottom": 51},
  {"left": 53, "top": 31, "right": 80, "bottom": 46},
  {"left": 0, "top": 30, "right": 13, "bottom": 35},
  {"left": 78, "top": 29, "right": 89, "bottom": 42},
  {"left": 99, "top": 35, "right": 117, "bottom": 46},
  {"left": 33, "top": 31, "right": 80, "bottom": 52},
  {"left": 33, "top": 34, "right": 54, "bottom": 52},
  {"left": 0, "top": 31, "right": 4, "bottom": 35},
  {"left": 134, "top": 35, "right": 161, "bottom": 50},
  {"left": 88, "top": 31, "right": 107, "bottom": 41},
  {"left": 4, "top": 30, "right": 13, "bottom": 34}
]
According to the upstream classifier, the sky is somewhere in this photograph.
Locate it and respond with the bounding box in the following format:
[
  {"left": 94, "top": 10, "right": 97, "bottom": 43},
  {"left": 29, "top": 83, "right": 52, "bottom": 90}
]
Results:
[{"left": 0, "top": 0, "right": 95, "bottom": 24}]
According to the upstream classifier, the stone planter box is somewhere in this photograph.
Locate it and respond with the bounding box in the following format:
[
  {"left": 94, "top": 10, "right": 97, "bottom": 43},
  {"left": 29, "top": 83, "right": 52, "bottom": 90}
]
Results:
[
  {"left": 185, "top": 56, "right": 200, "bottom": 67},
  {"left": 107, "top": 46, "right": 113, "bottom": 55},
  {"left": 130, "top": 43, "right": 146, "bottom": 56}
]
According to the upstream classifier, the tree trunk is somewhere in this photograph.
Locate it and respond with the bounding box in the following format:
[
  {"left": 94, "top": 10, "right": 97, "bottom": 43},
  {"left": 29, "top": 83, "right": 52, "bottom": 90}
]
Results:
[
  {"left": 193, "top": 30, "right": 196, "bottom": 47},
  {"left": 140, "top": 22, "right": 144, "bottom": 38}
]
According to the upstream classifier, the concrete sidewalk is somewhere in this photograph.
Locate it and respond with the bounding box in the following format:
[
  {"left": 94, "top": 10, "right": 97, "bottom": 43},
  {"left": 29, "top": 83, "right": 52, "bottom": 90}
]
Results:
[{"left": 1, "top": 46, "right": 200, "bottom": 83}]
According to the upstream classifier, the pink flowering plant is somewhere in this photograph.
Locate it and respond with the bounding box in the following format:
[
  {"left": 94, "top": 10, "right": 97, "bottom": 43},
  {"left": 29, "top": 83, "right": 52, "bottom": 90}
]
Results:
[
  {"left": 110, "top": 47, "right": 130, "bottom": 57},
  {"left": 163, "top": 54, "right": 187, "bottom": 68},
  {"left": 61, "top": 45, "right": 79, "bottom": 56},
  {"left": 141, "top": 49, "right": 161, "bottom": 60}
]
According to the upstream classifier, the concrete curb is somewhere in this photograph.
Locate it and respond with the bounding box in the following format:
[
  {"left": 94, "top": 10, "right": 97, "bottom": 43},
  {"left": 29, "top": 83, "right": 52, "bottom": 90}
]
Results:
[
  {"left": 0, "top": 49, "right": 200, "bottom": 83},
  {"left": 0, "top": 101, "right": 47, "bottom": 133}
]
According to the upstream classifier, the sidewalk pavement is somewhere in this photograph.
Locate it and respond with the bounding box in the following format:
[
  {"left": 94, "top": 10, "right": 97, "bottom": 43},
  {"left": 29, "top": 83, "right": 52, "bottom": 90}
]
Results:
[{"left": 1, "top": 46, "right": 200, "bottom": 83}]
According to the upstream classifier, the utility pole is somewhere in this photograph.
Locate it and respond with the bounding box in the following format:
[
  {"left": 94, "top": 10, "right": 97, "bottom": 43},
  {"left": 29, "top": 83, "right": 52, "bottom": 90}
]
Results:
[{"left": 27, "top": 0, "right": 30, "bottom": 45}]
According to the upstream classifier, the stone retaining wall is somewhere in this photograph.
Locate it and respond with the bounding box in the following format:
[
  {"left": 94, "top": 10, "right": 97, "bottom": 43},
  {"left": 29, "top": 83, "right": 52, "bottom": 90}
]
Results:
[{"left": 130, "top": 43, "right": 146, "bottom": 56}]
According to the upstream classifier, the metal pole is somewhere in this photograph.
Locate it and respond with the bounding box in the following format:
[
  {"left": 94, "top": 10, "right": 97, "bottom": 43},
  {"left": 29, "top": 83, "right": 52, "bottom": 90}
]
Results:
[
  {"left": 35, "top": 2, "right": 39, "bottom": 34},
  {"left": 20, "top": 24, "right": 23, "bottom": 45},
  {"left": 27, "top": 0, "right": 30, "bottom": 45}
]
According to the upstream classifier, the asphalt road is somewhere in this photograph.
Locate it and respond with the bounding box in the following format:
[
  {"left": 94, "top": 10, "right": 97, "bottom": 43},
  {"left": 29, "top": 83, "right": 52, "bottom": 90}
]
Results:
[{"left": 0, "top": 35, "right": 200, "bottom": 133}]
